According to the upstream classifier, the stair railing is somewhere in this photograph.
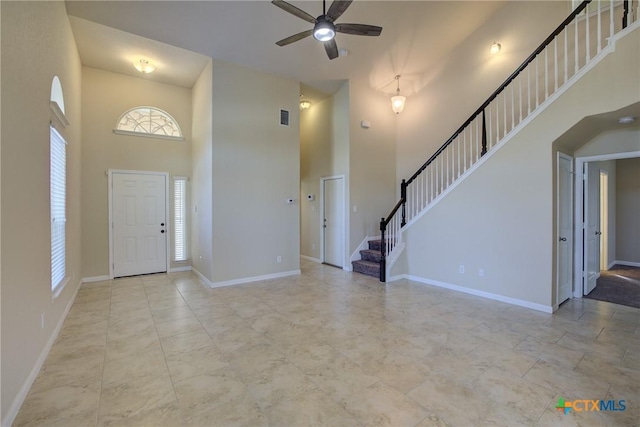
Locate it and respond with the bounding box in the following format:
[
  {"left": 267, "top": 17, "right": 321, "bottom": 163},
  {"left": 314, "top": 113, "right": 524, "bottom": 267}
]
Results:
[{"left": 380, "top": 0, "right": 636, "bottom": 282}]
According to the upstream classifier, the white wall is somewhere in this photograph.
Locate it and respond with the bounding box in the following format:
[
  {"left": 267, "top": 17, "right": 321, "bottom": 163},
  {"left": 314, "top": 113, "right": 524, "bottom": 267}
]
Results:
[
  {"left": 616, "top": 157, "right": 640, "bottom": 264},
  {"left": 393, "top": 25, "right": 640, "bottom": 309},
  {"left": 191, "top": 60, "right": 214, "bottom": 280},
  {"left": 81, "top": 67, "right": 192, "bottom": 278},
  {"left": 1, "top": 2, "right": 82, "bottom": 423},
  {"left": 209, "top": 60, "right": 300, "bottom": 283}
]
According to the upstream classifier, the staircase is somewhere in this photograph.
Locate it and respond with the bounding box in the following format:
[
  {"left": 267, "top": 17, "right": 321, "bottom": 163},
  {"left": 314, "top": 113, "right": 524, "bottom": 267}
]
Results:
[
  {"left": 352, "top": 240, "right": 383, "bottom": 278},
  {"left": 376, "top": 0, "right": 638, "bottom": 283}
]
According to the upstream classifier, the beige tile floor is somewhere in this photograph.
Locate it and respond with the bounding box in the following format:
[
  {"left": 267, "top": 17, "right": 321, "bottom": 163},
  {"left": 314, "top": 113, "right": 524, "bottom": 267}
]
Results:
[{"left": 13, "top": 260, "right": 640, "bottom": 426}]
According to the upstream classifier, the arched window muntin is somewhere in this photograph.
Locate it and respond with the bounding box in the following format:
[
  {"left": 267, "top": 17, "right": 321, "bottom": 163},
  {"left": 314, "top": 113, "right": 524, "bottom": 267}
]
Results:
[{"left": 114, "top": 106, "right": 184, "bottom": 141}]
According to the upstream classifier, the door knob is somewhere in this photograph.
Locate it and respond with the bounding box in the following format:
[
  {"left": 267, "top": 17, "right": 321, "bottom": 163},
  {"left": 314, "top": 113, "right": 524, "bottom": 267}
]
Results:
[
  {"left": 161, "top": 223, "right": 165, "bottom": 226},
  {"left": 595, "top": 231, "right": 602, "bottom": 235},
  {"left": 161, "top": 230, "right": 165, "bottom": 233},
  {"left": 559, "top": 237, "right": 567, "bottom": 241}
]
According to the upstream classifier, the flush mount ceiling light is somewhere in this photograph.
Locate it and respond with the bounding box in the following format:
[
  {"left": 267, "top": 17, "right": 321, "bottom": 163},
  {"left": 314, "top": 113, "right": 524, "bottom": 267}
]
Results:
[
  {"left": 300, "top": 100, "right": 311, "bottom": 110},
  {"left": 618, "top": 116, "right": 635, "bottom": 124},
  {"left": 134, "top": 59, "right": 155, "bottom": 74},
  {"left": 391, "top": 75, "right": 406, "bottom": 115},
  {"left": 490, "top": 42, "right": 502, "bottom": 55}
]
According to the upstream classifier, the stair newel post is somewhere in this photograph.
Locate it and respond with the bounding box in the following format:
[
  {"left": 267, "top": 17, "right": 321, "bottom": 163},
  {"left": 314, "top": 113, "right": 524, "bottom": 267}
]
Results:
[
  {"left": 481, "top": 109, "right": 488, "bottom": 156},
  {"left": 400, "top": 179, "right": 407, "bottom": 227},
  {"left": 379, "top": 217, "right": 386, "bottom": 282}
]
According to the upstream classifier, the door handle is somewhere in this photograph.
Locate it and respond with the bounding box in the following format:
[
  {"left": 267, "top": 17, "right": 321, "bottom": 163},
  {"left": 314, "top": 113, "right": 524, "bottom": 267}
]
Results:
[
  {"left": 595, "top": 231, "right": 602, "bottom": 235},
  {"left": 161, "top": 230, "right": 165, "bottom": 233},
  {"left": 559, "top": 237, "right": 567, "bottom": 241},
  {"left": 161, "top": 223, "right": 165, "bottom": 226}
]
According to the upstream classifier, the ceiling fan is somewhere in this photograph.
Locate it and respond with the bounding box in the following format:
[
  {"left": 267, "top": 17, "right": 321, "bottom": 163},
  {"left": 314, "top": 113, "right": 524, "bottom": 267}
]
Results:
[{"left": 272, "top": 0, "right": 383, "bottom": 60}]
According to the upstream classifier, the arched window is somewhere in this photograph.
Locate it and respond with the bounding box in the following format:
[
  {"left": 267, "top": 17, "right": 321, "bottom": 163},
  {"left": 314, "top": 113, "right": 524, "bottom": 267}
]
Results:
[{"left": 114, "top": 106, "right": 184, "bottom": 140}]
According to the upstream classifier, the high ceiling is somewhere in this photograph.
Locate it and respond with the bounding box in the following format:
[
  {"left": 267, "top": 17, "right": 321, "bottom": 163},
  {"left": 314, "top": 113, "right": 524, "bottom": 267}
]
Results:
[{"left": 65, "top": 0, "right": 505, "bottom": 97}]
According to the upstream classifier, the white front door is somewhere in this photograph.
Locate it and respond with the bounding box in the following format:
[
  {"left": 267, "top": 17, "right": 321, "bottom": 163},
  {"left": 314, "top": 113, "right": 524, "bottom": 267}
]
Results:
[
  {"left": 323, "top": 177, "right": 344, "bottom": 268},
  {"left": 584, "top": 163, "right": 600, "bottom": 295},
  {"left": 557, "top": 154, "right": 573, "bottom": 304},
  {"left": 112, "top": 172, "right": 168, "bottom": 277}
]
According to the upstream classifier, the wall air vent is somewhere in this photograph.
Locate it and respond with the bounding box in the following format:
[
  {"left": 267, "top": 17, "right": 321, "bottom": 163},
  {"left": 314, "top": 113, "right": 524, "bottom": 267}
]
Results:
[{"left": 280, "top": 109, "right": 290, "bottom": 127}]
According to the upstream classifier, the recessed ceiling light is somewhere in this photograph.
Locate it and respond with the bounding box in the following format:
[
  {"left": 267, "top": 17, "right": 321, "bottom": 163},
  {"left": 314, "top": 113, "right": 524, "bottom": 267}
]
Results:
[
  {"left": 618, "top": 116, "right": 635, "bottom": 124},
  {"left": 490, "top": 42, "right": 501, "bottom": 55},
  {"left": 134, "top": 59, "right": 155, "bottom": 74}
]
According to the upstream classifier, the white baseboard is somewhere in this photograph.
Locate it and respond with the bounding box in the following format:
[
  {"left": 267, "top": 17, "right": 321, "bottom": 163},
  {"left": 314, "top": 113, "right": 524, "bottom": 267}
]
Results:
[
  {"left": 300, "top": 255, "right": 321, "bottom": 263},
  {"left": 403, "top": 274, "right": 553, "bottom": 313},
  {"left": 82, "top": 275, "right": 110, "bottom": 283},
  {"left": 612, "top": 260, "right": 640, "bottom": 268},
  {"left": 209, "top": 270, "right": 301, "bottom": 288},
  {"left": 386, "top": 274, "right": 405, "bottom": 282},
  {"left": 191, "top": 267, "right": 214, "bottom": 288},
  {"left": 607, "top": 260, "right": 617, "bottom": 270},
  {"left": 169, "top": 266, "right": 192, "bottom": 273},
  {"left": 2, "top": 279, "right": 82, "bottom": 427}
]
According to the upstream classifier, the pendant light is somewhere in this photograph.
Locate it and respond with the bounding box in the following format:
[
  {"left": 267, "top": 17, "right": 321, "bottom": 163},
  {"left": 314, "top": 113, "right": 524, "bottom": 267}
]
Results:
[{"left": 391, "top": 75, "right": 406, "bottom": 114}]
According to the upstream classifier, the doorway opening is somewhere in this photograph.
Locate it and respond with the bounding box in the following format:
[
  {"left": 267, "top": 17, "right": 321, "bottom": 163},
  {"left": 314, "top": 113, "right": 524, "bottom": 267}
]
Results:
[{"left": 574, "top": 151, "right": 640, "bottom": 299}]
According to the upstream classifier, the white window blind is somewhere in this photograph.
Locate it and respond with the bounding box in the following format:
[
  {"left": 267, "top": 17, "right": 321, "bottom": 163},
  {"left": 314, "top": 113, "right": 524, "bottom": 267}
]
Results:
[
  {"left": 50, "top": 126, "right": 66, "bottom": 290},
  {"left": 174, "top": 177, "right": 187, "bottom": 261}
]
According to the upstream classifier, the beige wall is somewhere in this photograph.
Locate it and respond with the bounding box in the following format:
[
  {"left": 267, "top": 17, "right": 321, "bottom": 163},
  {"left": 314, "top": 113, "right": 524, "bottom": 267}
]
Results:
[
  {"left": 348, "top": 80, "right": 397, "bottom": 256},
  {"left": 299, "top": 82, "right": 351, "bottom": 263},
  {"left": 616, "top": 157, "right": 640, "bottom": 264},
  {"left": 81, "top": 67, "right": 192, "bottom": 278},
  {"left": 1, "top": 1, "right": 83, "bottom": 422},
  {"left": 210, "top": 60, "right": 300, "bottom": 283},
  {"left": 190, "top": 60, "right": 214, "bottom": 280},
  {"left": 575, "top": 127, "right": 640, "bottom": 157},
  {"left": 300, "top": 96, "right": 333, "bottom": 260},
  {"left": 394, "top": 25, "right": 640, "bottom": 309},
  {"left": 396, "top": 1, "right": 569, "bottom": 184}
]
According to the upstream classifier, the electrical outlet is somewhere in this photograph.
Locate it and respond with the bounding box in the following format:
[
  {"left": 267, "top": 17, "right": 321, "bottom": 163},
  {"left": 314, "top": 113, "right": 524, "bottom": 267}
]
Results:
[
  {"left": 459, "top": 265, "right": 465, "bottom": 274},
  {"left": 478, "top": 269, "right": 484, "bottom": 277},
  {"left": 277, "top": 256, "right": 282, "bottom": 263}
]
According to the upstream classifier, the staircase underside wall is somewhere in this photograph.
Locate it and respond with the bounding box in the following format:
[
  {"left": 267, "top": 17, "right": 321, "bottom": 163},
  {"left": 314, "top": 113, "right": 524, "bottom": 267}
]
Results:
[{"left": 394, "top": 25, "right": 640, "bottom": 309}]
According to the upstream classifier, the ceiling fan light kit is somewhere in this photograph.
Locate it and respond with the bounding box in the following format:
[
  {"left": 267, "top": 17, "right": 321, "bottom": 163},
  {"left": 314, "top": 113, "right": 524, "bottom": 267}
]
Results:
[
  {"left": 314, "top": 17, "right": 336, "bottom": 41},
  {"left": 272, "top": 0, "right": 382, "bottom": 60}
]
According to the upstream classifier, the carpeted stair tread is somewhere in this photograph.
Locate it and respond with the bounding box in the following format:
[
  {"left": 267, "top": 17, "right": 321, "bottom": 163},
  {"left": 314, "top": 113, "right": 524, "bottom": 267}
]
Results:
[
  {"left": 360, "top": 249, "right": 383, "bottom": 263},
  {"left": 352, "top": 260, "right": 380, "bottom": 278},
  {"left": 368, "top": 240, "right": 382, "bottom": 251}
]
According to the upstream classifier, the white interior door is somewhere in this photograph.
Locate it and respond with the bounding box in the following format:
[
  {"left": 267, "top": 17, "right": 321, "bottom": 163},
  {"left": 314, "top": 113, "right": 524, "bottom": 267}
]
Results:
[
  {"left": 112, "top": 172, "right": 167, "bottom": 277},
  {"left": 584, "top": 163, "right": 600, "bottom": 295},
  {"left": 557, "top": 154, "right": 573, "bottom": 304},
  {"left": 323, "top": 177, "right": 344, "bottom": 268}
]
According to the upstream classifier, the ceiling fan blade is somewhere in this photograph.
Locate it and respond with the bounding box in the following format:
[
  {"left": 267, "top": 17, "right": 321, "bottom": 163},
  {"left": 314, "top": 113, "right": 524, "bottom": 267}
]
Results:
[
  {"left": 335, "top": 23, "right": 383, "bottom": 37},
  {"left": 326, "top": 0, "right": 353, "bottom": 21},
  {"left": 324, "top": 38, "right": 339, "bottom": 60},
  {"left": 271, "top": 0, "right": 316, "bottom": 23},
  {"left": 276, "top": 29, "right": 314, "bottom": 46}
]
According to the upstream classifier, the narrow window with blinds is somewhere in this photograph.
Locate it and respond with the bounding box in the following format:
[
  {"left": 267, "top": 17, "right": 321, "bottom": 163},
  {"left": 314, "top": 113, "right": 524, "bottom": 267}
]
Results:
[
  {"left": 174, "top": 177, "right": 187, "bottom": 262},
  {"left": 50, "top": 126, "right": 67, "bottom": 291}
]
